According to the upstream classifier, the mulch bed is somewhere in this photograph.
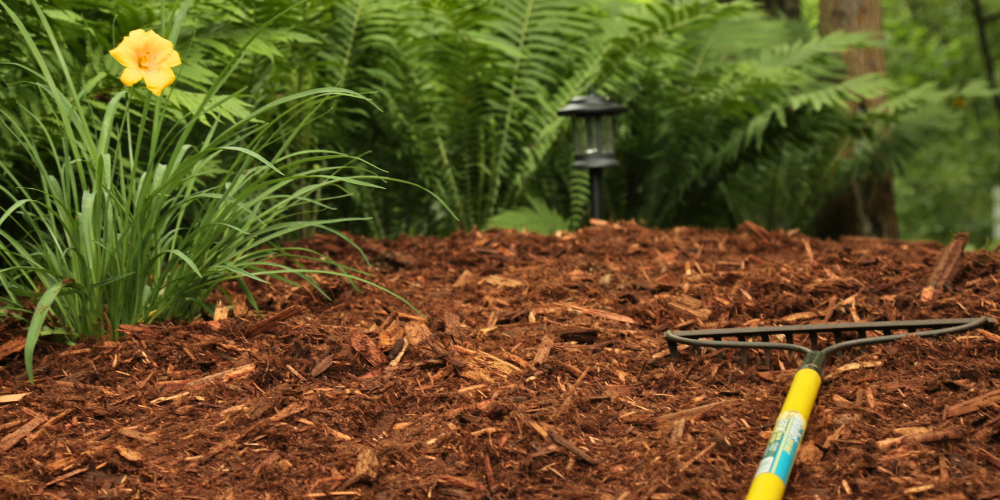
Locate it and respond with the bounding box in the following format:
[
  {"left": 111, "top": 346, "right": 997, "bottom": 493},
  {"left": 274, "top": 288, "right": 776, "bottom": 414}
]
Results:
[{"left": 2, "top": 220, "right": 1000, "bottom": 499}]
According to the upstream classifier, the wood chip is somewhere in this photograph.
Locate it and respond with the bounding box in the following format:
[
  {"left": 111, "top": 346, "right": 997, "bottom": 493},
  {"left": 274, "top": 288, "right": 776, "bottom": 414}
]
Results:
[
  {"left": 119, "top": 427, "right": 158, "bottom": 444},
  {"left": 452, "top": 270, "right": 477, "bottom": 287},
  {"left": 349, "top": 330, "right": 388, "bottom": 367},
  {"left": 115, "top": 444, "right": 143, "bottom": 462},
  {"left": 404, "top": 322, "right": 432, "bottom": 346},
  {"left": 355, "top": 446, "right": 379, "bottom": 481},
  {"left": 438, "top": 475, "right": 486, "bottom": 491},
  {"left": 150, "top": 392, "right": 189, "bottom": 405},
  {"left": 155, "top": 364, "right": 256, "bottom": 393},
  {"left": 834, "top": 361, "right": 884, "bottom": 374},
  {"left": 311, "top": 355, "right": 337, "bottom": 377},
  {"left": 778, "top": 311, "right": 818, "bottom": 323},
  {"left": 802, "top": 238, "right": 816, "bottom": 265},
  {"left": 0, "top": 393, "right": 29, "bottom": 404},
  {"left": 877, "top": 428, "right": 964, "bottom": 449},
  {"left": 480, "top": 275, "right": 525, "bottom": 288},
  {"left": 330, "top": 429, "right": 353, "bottom": 441},
  {"left": 0, "top": 414, "right": 47, "bottom": 452},
  {"left": 903, "top": 484, "right": 934, "bottom": 495},
  {"left": 655, "top": 400, "right": 735, "bottom": 427},
  {"left": 921, "top": 232, "right": 968, "bottom": 302},
  {"left": 557, "top": 302, "right": 636, "bottom": 324},
  {"left": 269, "top": 403, "right": 308, "bottom": 422},
  {"left": 213, "top": 300, "right": 229, "bottom": 321},
  {"left": 0, "top": 337, "right": 25, "bottom": 360},
  {"left": 945, "top": 389, "right": 1000, "bottom": 418},
  {"left": 532, "top": 335, "right": 555, "bottom": 366},
  {"left": 662, "top": 295, "right": 712, "bottom": 320}
]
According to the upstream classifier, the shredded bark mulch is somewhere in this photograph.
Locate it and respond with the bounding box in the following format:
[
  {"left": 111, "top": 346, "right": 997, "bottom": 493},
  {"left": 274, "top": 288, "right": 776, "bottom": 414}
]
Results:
[{"left": 2, "top": 220, "right": 1000, "bottom": 499}]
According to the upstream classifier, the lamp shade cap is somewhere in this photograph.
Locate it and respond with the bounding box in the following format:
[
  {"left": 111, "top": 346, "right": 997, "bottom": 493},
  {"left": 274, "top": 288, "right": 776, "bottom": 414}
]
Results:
[{"left": 558, "top": 92, "right": 627, "bottom": 116}]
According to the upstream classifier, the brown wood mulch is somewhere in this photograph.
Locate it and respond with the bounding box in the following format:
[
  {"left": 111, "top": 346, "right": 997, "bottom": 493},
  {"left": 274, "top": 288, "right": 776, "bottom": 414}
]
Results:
[{"left": 2, "top": 220, "right": 1000, "bottom": 499}]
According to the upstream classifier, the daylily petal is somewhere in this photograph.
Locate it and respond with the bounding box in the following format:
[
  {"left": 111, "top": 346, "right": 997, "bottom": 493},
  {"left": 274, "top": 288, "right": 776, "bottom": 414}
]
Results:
[
  {"left": 109, "top": 40, "right": 139, "bottom": 69},
  {"left": 120, "top": 68, "right": 143, "bottom": 87},
  {"left": 161, "top": 49, "right": 182, "bottom": 68},
  {"left": 144, "top": 32, "right": 175, "bottom": 59},
  {"left": 142, "top": 66, "right": 176, "bottom": 96}
]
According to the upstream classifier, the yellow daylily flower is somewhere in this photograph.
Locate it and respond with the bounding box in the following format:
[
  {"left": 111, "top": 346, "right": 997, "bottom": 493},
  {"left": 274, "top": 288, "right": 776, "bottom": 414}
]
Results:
[{"left": 109, "top": 29, "right": 181, "bottom": 96}]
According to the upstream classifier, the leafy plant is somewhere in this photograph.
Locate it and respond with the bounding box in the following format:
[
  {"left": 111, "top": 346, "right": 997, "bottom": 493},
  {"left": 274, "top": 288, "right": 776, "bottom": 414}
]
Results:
[
  {"left": 0, "top": 1, "right": 397, "bottom": 381},
  {"left": 486, "top": 196, "right": 569, "bottom": 235}
]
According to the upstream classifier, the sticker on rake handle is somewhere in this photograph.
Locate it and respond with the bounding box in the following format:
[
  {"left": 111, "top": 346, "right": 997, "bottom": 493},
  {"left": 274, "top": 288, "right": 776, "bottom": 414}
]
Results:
[{"left": 754, "top": 410, "right": 806, "bottom": 483}]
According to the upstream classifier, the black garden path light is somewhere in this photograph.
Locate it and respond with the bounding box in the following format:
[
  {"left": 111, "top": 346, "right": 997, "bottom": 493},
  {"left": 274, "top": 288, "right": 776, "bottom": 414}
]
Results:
[{"left": 558, "top": 91, "right": 627, "bottom": 221}]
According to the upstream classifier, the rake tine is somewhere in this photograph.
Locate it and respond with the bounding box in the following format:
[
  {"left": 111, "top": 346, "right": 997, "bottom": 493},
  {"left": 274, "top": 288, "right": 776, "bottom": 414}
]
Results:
[
  {"left": 809, "top": 332, "right": 819, "bottom": 350},
  {"left": 858, "top": 330, "right": 867, "bottom": 353},
  {"left": 737, "top": 335, "right": 748, "bottom": 367},
  {"left": 833, "top": 331, "right": 842, "bottom": 344},
  {"left": 762, "top": 334, "right": 771, "bottom": 367},
  {"left": 785, "top": 333, "right": 794, "bottom": 345},
  {"left": 668, "top": 339, "right": 679, "bottom": 362}
]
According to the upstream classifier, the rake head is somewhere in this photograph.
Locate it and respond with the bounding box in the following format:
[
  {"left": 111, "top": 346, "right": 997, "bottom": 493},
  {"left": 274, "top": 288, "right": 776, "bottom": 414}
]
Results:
[{"left": 663, "top": 317, "right": 994, "bottom": 369}]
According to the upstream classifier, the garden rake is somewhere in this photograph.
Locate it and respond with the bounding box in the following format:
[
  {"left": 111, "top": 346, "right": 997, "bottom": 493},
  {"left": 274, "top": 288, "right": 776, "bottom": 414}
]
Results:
[{"left": 663, "top": 316, "right": 994, "bottom": 500}]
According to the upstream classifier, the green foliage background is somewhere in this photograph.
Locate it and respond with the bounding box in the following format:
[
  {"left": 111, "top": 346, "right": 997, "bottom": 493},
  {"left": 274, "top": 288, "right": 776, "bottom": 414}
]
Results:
[
  {"left": 883, "top": 0, "right": 1000, "bottom": 246},
  {"left": 3, "top": 0, "right": 997, "bottom": 245}
]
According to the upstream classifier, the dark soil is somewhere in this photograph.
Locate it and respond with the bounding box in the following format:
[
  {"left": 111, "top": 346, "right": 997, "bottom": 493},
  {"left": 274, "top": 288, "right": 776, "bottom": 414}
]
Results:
[{"left": 2, "top": 221, "right": 1000, "bottom": 500}]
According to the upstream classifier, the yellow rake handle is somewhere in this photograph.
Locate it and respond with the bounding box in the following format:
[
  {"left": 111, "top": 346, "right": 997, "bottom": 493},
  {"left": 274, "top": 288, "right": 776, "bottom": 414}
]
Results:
[{"left": 745, "top": 368, "right": 823, "bottom": 500}]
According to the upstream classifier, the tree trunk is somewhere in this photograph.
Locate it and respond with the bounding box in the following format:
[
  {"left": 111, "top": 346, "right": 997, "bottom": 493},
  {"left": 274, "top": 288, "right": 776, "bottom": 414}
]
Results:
[
  {"left": 813, "top": 0, "right": 899, "bottom": 239},
  {"left": 760, "top": 0, "right": 801, "bottom": 18}
]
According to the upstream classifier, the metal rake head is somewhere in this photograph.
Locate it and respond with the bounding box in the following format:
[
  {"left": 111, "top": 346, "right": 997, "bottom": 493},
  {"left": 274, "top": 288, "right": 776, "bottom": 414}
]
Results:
[{"left": 663, "top": 317, "right": 993, "bottom": 369}]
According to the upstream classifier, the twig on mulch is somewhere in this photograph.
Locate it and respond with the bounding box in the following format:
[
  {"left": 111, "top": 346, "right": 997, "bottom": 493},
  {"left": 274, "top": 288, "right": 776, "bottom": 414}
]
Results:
[
  {"left": 42, "top": 467, "right": 88, "bottom": 489},
  {"left": 155, "top": 363, "right": 256, "bottom": 393},
  {"left": 551, "top": 367, "right": 589, "bottom": 420},
  {"left": 245, "top": 305, "right": 306, "bottom": 338},
  {"left": 547, "top": 429, "right": 600, "bottom": 465},
  {"left": 680, "top": 442, "right": 717, "bottom": 472},
  {"left": 191, "top": 422, "right": 262, "bottom": 464},
  {"left": 980, "top": 449, "right": 1000, "bottom": 469},
  {"left": 921, "top": 232, "right": 968, "bottom": 302},
  {"left": 484, "top": 454, "right": 496, "bottom": 491}
]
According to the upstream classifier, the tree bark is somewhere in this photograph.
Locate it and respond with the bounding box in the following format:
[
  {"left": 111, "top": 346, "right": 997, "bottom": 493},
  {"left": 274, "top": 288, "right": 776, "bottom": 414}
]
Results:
[{"left": 813, "top": 0, "right": 899, "bottom": 239}]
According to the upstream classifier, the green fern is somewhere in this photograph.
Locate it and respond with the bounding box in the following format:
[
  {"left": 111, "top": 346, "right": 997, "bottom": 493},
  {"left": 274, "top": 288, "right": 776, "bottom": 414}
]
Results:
[{"left": 486, "top": 195, "right": 569, "bottom": 235}]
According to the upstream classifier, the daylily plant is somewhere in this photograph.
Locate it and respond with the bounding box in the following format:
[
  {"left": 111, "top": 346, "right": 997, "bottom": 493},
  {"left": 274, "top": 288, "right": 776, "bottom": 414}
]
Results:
[{"left": 109, "top": 29, "right": 181, "bottom": 96}]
